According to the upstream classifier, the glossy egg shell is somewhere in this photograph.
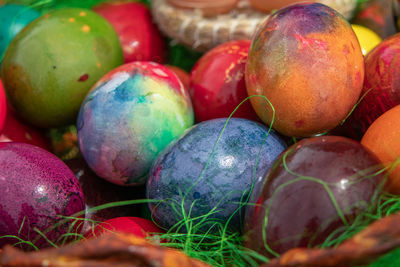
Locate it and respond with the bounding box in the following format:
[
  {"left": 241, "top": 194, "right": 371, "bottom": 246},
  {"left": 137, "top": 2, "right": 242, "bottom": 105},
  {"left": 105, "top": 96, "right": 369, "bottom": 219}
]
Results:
[
  {"left": 93, "top": 2, "right": 165, "bottom": 64},
  {"left": 0, "top": 142, "right": 85, "bottom": 249},
  {"left": 343, "top": 33, "right": 400, "bottom": 140},
  {"left": 77, "top": 62, "right": 194, "bottom": 186},
  {"left": 1, "top": 8, "right": 123, "bottom": 128},
  {"left": 244, "top": 136, "right": 385, "bottom": 256},
  {"left": 361, "top": 105, "right": 400, "bottom": 194},
  {"left": 245, "top": 3, "right": 364, "bottom": 137},
  {"left": 0, "top": 4, "right": 40, "bottom": 64},
  {"left": 86, "top": 217, "right": 163, "bottom": 239},
  {"left": 191, "top": 40, "right": 258, "bottom": 122},
  {"left": 147, "top": 118, "right": 287, "bottom": 232}
]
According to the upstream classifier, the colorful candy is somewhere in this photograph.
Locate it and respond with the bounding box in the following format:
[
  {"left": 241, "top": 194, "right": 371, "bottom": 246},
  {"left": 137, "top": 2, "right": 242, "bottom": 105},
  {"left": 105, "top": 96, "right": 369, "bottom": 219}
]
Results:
[
  {"left": 190, "top": 40, "right": 259, "bottom": 122},
  {"left": 93, "top": 2, "right": 165, "bottom": 64},
  {"left": 147, "top": 118, "right": 286, "bottom": 232},
  {"left": 245, "top": 3, "right": 364, "bottom": 137},
  {"left": 244, "top": 136, "right": 385, "bottom": 256},
  {"left": 77, "top": 62, "right": 194, "bottom": 186},
  {"left": 1, "top": 8, "right": 123, "bottom": 128},
  {"left": 0, "top": 142, "right": 85, "bottom": 248}
]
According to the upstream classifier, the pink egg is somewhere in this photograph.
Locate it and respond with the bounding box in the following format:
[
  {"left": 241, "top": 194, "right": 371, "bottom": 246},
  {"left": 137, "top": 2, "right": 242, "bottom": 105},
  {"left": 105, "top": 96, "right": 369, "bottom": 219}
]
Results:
[{"left": 0, "top": 142, "right": 85, "bottom": 249}]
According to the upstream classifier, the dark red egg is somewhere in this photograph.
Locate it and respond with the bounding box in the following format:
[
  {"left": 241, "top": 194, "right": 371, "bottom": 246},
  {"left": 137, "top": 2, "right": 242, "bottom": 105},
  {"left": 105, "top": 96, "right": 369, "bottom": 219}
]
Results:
[
  {"left": 343, "top": 33, "right": 400, "bottom": 140},
  {"left": 190, "top": 40, "right": 258, "bottom": 122},
  {"left": 0, "top": 104, "right": 51, "bottom": 151},
  {"left": 244, "top": 136, "right": 385, "bottom": 256},
  {"left": 64, "top": 158, "right": 145, "bottom": 233},
  {"left": 166, "top": 65, "right": 190, "bottom": 91},
  {"left": 86, "top": 217, "right": 163, "bottom": 239},
  {"left": 93, "top": 2, "right": 165, "bottom": 63},
  {"left": 0, "top": 79, "right": 6, "bottom": 132}
]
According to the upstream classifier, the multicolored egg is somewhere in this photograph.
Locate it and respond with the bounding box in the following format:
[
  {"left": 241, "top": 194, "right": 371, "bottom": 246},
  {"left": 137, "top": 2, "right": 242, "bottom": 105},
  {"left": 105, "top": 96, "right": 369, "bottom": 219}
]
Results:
[
  {"left": 93, "top": 2, "right": 165, "bottom": 64},
  {"left": 86, "top": 217, "right": 163, "bottom": 239},
  {"left": 0, "top": 4, "right": 40, "bottom": 64},
  {"left": 77, "top": 62, "right": 194, "bottom": 186},
  {"left": 245, "top": 3, "right": 364, "bottom": 137},
  {"left": 244, "top": 136, "right": 385, "bottom": 256},
  {"left": 191, "top": 40, "right": 258, "bottom": 122},
  {"left": 343, "top": 33, "right": 400, "bottom": 140},
  {"left": 0, "top": 142, "right": 85, "bottom": 249},
  {"left": 361, "top": 105, "right": 400, "bottom": 194},
  {"left": 147, "top": 118, "right": 287, "bottom": 232},
  {"left": 1, "top": 8, "right": 123, "bottom": 128}
]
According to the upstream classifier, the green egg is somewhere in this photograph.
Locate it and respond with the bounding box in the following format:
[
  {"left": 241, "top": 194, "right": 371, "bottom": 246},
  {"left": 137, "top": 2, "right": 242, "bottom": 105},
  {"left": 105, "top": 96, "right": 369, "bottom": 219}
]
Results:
[{"left": 0, "top": 8, "right": 123, "bottom": 128}]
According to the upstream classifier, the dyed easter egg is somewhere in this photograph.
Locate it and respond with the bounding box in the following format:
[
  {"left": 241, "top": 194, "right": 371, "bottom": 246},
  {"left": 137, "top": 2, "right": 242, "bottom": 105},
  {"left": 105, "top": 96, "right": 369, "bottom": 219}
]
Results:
[
  {"left": 147, "top": 118, "right": 287, "bottom": 232},
  {"left": 191, "top": 40, "right": 258, "bottom": 122},
  {"left": 361, "top": 105, "right": 400, "bottom": 194},
  {"left": 246, "top": 3, "right": 364, "bottom": 137},
  {"left": 65, "top": 158, "right": 145, "bottom": 231},
  {"left": 0, "top": 4, "right": 40, "bottom": 64},
  {"left": 0, "top": 79, "right": 6, "bottom": 132},
  {"left": 48, "top": 125, "right": 80, "bottom": 161},
  {"left": 0, "top": 104, "right": 51, "bottom": 151},
  {"left": 77, "top": 62, "right": 194, "bottom": 186},
  {"left": 87, "top": 217, "right": 163, "bottom": 239},
  {"left": 244, "top": 136, "right": 385, "bottom": 256},
  {"left": 351, "top": 24, "right": 381, "bottom": 56},
  {"left": 0, "top": 142, "right": 85, "bottom": 249},
  {"left": 93, "top": 2, "right": 165, "bottom": 64},
  {"left": 1, "top": 8, "right": 123, "bottom": 128},
  {"left": 343, "top": 33, "right": 400, "bottom": 140}
]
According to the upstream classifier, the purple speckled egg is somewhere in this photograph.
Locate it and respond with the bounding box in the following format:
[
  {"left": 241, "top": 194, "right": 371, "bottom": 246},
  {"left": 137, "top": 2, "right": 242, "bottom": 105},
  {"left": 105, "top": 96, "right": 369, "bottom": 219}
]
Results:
[{"left": 0, "top": 142, "right": 85, "bottom": 249}]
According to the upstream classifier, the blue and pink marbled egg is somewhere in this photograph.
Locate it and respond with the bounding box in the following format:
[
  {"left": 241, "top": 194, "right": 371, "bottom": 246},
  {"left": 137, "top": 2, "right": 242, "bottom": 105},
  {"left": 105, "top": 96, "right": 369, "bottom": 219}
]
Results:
[
  {"left": 77, "top": 61, "right": 194, "bottom": 186},
  {"left": 0, "top": 142, "right": 85, "bottom": 249}
]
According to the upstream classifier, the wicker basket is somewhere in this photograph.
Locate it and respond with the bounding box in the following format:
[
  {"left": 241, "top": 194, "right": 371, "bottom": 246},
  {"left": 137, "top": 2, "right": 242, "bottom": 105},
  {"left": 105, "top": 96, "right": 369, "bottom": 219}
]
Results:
[{"left": 151, "top": 0, "right": 357, "bottom": 51}]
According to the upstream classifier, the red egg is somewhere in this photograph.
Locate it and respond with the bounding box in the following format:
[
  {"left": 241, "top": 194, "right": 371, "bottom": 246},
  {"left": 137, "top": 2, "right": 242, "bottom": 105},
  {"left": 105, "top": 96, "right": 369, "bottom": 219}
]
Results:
[
  {"left": 166, "top": 65, "right": 190, "bottom": 91},
  {"left": 343, "top": 33, "right": 400, "bottom": 139},
  {"left": 87, "top": 217, "right": 163, "bottom": 239},
  {"left": 93, "top": 2, "right": 165, "bottom": 64},
  {"left": 0, "top": 104, "right": 51, "bottom": 151},
  {"left": 190, "top": 40, "right": 258, "bottom": 122},
  {"left": 0, "top": 79, "right": 6, "bottom": 133}
]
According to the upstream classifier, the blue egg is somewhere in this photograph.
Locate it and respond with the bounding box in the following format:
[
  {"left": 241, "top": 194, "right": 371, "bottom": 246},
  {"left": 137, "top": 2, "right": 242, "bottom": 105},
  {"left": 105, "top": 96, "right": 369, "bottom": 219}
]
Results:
[
  {"left": 146, "top": 118, "right": 287, "bottom": 232},
  {"left": 0, "top": 4, "right": 40, "bottom": 63}
]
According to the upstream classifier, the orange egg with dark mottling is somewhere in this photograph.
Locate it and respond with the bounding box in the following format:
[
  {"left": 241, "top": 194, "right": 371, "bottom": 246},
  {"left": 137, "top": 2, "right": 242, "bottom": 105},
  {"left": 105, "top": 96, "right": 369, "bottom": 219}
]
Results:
[{"left": 245, "top": 3, "right": 364, "bottom": 137}]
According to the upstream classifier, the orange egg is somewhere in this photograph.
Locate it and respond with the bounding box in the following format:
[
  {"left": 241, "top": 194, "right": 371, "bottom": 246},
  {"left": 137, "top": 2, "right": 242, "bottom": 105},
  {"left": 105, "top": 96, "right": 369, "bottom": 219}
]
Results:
[{"left": 361, "top": 105, "right": 400, "bottom": 194}]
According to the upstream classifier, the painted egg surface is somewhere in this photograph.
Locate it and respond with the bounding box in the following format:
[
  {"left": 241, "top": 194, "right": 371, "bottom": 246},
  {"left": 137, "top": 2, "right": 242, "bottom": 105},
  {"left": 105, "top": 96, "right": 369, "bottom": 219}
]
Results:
[
  {"left": 0, "top": 4, "right": 40, "bottom": 64},
  {"left": 244, "top": 136, "right": 384, "bottom": 256},
  {"left": 343, "top": 33, "right": 400, "bottom": 140},
  {"left": 361, "top": 105, "right": 400, "bottom": 194},
  {"left": 93, "top": 2, "right": 165, "bottom": 64},
  {"left": 190, "top": 40, "right": 259, "bottom": 122},
  {"left": 1, "top": 8, "right": 123, "bottom": 128},
  {"left": 77, "top": 62, "right": 194, "bottom": 186},
  {"left": 147, "top": 118, "right": 287, "bottom": 232},
  {"left": 245, "top": 3, "right": 364, "bottom": 137},
  {"left": 0, "top": 142, "right": 85, "bottom": 249}
]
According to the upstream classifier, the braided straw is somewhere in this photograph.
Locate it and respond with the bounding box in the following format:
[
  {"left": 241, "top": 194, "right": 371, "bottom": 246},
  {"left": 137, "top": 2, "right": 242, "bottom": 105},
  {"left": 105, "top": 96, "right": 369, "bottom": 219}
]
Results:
[{"left": 151, "top": 0, "right": 357, "bottom": 52}]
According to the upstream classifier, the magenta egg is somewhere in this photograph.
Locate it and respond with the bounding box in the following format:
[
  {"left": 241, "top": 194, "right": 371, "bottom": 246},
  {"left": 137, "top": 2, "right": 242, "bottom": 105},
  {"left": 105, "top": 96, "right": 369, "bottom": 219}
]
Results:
[{"left": 0, "top": 143, "right": 85, "bottom": 249}]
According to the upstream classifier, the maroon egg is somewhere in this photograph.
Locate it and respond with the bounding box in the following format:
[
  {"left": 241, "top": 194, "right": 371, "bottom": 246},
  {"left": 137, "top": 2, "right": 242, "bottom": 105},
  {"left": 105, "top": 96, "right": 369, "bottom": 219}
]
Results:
[
  {"left": 93, "top": 2, "right": 165, "bottom": 64},
  {"left": 0, "top": 143, "right": 85, "bottom": 249},
  {"left": 64, "top": 158, "right": 145, "bottom": 233},
  {"left": 342, "top": 33, "right": 400, "bottom": 139},
  {"left": 190, "top": 40, "right": 259, "bottom": 122},
  {"left": 244, "top": 136, "right": 385, "bottom": 256}
]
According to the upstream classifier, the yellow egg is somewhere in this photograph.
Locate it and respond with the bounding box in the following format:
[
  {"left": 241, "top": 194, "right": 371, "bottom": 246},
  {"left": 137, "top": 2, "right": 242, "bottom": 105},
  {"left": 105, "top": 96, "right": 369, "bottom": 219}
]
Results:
[{"left": 352, "top": 24, "right": 382, "bottom": 56}]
